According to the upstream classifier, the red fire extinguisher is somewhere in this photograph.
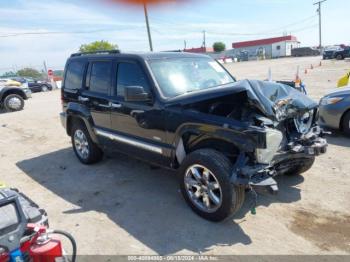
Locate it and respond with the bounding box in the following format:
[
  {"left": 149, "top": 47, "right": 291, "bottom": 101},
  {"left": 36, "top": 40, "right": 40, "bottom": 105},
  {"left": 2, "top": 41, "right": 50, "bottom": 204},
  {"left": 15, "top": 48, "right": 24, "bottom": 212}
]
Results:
[{"left": 20, "top": 224, "right": 77, "bottom": 262}]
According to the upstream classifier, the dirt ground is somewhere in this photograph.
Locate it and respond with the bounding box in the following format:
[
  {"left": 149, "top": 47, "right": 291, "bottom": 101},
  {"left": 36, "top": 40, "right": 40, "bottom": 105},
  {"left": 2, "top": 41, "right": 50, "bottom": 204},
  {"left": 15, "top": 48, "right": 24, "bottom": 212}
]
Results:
[{"left": 1, "top": 56, "right": 349, "bottom": 255}]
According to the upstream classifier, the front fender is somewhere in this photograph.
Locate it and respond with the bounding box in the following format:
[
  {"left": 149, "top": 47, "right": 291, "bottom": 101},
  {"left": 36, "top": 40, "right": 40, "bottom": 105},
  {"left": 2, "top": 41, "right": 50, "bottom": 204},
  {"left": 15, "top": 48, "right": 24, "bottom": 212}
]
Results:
[
  {"left": 173, "top": 123, "right": 263, "bottom": 155},
  {"left": 65, "top": 102, "right": 98, "bottom": 143},
  {"left": 0, "top": 87, "right": 27, "bottom": 101}
]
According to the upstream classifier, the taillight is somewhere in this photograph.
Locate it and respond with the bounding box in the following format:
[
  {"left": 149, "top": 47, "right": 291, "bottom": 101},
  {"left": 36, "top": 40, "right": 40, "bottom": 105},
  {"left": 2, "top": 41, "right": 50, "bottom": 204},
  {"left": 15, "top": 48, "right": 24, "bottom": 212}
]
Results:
[
  {"left": 61, "top": 88, "right": 65, "bottom": 105},
  {"left": 0, "top": 247, "right": 9, "bottom": 262}
]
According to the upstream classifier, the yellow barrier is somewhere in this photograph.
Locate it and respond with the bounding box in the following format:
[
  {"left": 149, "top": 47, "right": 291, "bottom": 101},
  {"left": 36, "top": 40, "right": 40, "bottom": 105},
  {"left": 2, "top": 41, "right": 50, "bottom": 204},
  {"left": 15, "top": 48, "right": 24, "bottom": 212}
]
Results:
[{"left": 338, "top": 71, "right": 350, "bottom": 88}]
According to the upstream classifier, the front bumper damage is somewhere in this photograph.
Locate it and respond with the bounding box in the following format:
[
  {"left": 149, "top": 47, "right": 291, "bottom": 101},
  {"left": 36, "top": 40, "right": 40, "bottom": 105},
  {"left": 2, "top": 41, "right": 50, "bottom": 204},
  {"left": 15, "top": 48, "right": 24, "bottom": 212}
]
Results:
[{"left": 230, "top": 126, "right": 328, "bottom": 194}]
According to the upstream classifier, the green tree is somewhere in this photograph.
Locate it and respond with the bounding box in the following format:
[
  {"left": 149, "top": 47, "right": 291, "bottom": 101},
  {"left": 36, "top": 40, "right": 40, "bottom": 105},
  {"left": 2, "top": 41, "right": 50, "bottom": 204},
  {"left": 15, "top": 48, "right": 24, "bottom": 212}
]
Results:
[
  {"left": 1, "top": 71, "right": 17, "bottom": 78},
  {"left": 213, "top": 42, "right": 226, "bottom": 52},
  {"left": 17, "top": 68, "right": 42, "bottom": 78},
  {"left": 79, "top": 40, "right": 118, "bottom": 52}
]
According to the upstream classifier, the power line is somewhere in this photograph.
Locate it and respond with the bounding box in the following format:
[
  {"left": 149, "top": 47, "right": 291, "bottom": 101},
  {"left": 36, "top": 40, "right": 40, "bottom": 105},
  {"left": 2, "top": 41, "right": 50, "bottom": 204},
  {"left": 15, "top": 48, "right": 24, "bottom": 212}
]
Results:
[
  {"left": 149, "top": 14, "right": 317, "bottom": 37},
  {"left": 0, "top": 14, "right": 318, "bottom": 39}
]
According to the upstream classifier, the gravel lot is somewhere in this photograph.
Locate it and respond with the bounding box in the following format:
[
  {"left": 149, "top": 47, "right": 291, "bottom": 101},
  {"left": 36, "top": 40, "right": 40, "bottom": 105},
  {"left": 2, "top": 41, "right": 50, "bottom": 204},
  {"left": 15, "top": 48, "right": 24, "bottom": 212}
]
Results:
[{"left": 1, "top": 56, "right": 349, "bottom": 255}]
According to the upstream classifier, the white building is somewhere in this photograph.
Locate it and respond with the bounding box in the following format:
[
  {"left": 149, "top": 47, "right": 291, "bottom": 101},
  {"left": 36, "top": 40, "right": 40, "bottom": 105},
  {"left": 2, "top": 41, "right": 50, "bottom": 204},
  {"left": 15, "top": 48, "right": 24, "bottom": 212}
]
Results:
[{"left": 232, "top": 35, "right": 300, "bottom": 61}]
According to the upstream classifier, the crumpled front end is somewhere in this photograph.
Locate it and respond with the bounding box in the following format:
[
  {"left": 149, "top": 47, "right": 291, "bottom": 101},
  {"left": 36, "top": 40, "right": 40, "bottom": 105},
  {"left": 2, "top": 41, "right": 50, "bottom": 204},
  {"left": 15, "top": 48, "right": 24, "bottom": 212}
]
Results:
[{"left": 230, "top": 80, "right": 328, "bottom": 194}]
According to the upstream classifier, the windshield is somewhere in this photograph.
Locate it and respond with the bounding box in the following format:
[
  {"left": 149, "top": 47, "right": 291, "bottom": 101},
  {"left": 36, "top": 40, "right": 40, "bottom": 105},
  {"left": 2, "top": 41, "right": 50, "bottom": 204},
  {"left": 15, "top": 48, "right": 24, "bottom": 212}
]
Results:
[{"left": 148, "top": 57, "right": 235, "bottom": 98}]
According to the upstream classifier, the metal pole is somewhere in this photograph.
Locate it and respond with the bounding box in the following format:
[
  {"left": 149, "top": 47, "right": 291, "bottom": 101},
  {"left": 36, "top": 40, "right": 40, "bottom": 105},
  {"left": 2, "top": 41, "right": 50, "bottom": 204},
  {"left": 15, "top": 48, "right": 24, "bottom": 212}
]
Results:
[
  {"left": 43, "top": 61, "right": 48, "bottom": 81},
  {"left": 202, "top": 30, "right": 206, "bottom": 48},
  {"left": 314, "top": 0, "right": 326, "bottom": 50},
  {"left": 143, "top": 2, "right": 153, "bottom": 51}
]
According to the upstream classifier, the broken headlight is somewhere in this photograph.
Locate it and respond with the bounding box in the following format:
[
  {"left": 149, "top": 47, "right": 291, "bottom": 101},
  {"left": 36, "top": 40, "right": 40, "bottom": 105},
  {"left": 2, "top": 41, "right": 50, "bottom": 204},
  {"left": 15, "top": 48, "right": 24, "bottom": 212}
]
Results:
[
  {"left": 294, "top": 110, "right": 313, "bottom": 134},
  {"left": 255, "top": 128, "right": 283, "bottom": 164}
]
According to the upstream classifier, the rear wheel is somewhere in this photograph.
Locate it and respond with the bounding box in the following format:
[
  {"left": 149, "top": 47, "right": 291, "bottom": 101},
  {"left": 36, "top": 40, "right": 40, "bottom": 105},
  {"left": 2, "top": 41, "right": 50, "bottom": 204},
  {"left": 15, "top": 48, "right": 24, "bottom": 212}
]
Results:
[
  {"left": 3, "top": 94, "right": 24, "bottom": 112},
  {"left": 284, "top": 157, "right": 315, "bottom": 176},
  {"left": 178, "top": 149, "right": 245, "bottom": 222},
  {"left": 341, "top": 111, "right": 350, "bottom": 136},
  {"left": 336, "top": 54, "right": 343, "bottom": 60},
  {"left": 41, "top": 85, "right": 49, "bottom": 92},
  {"left": 71, "top": 121, "right": 103, "bottom": 164}
]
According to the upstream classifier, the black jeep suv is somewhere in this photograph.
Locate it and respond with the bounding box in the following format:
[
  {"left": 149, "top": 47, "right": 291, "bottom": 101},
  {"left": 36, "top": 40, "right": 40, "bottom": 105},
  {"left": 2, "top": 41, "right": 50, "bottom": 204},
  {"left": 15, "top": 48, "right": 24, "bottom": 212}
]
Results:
[{"left": 60, "top": 50, "right": 327, "bottom": 221}]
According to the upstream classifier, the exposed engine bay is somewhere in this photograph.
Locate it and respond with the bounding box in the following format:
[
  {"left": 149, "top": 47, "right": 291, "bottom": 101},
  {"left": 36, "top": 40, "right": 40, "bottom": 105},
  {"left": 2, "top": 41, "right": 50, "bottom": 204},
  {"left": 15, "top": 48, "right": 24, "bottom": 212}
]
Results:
[{"left": 181, "top": 80, "right": 327, "bottom": 180}]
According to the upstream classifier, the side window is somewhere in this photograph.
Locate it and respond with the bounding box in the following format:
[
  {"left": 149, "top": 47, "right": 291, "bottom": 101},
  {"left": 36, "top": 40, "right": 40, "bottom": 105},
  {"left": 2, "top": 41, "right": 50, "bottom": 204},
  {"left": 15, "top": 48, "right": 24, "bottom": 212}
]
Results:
[
  {"left": 88, "top": 61, "right": 112, "bottom": 94},
  {"left": 64, "top": 61, "right": 85, "bottom": 89},
  {"left": 116, "top": 62, "right": 149, "bottom": 98}
]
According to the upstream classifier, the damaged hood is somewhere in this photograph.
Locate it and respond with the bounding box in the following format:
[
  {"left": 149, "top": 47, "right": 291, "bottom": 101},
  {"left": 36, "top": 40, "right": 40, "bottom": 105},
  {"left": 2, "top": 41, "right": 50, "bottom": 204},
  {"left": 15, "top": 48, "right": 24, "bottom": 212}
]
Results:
[
  {"left": 168, "top": 79, "right": 317, "bottom": 121},
  {"left": 241, "top": 80, "right": 318, "bottom": 120}
]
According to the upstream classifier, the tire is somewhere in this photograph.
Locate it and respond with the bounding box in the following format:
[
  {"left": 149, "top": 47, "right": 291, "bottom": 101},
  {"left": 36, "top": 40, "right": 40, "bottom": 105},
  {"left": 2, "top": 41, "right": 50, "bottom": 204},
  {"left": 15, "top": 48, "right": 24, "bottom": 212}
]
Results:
[
  {"left": 341, "top": 111, "right": 350, "bottom": 136},
  {"left": 3, "top": 94, "right": 24, "bottom": 112},
  {"left": 41, "top": 85, "right": 49, "bottom": 92},
  {"left": 336, "top": 54, "right": 343, "bottom": 60},
  {"left": 178, "top": 149, "right": 245, "bottom": 222},
  {"left": 71, "top": 121, "right": 103, "bottom": 164},
  {"left": 284, "top": 157, "right": 315, "bottom": 176}
]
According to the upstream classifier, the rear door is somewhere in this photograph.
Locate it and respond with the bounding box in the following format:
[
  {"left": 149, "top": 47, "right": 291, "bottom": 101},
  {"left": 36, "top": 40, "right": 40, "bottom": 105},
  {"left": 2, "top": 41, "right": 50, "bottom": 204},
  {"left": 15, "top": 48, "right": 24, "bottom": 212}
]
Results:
[
  {"left": 80, "top": 60, "right": 114, "bottom": 129},
  {"left": 62, "top": 60, "right": 87, "bottom": 103}
]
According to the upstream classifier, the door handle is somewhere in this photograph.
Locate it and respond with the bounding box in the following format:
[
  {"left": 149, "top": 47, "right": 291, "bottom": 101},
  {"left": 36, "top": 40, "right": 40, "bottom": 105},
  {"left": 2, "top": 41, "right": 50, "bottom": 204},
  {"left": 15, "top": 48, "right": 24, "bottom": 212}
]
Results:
[
  {"left": 78, "top": 96, "right": 89, "bottom": 102},
  {"left": 98, "top": 103, "right": 111, "bottom": 108},
  {"left": 110, "top": 102, "right": 122, "bottom": 108}
]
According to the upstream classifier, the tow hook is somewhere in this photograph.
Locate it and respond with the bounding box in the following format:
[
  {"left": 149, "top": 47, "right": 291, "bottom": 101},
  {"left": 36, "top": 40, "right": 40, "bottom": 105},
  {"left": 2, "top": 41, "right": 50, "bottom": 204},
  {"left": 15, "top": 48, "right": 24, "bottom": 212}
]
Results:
[
  {"left": 250, "top": 177, "right": 279, "bottom": 195},
  {"left": 249, "top": 177, "right": 278, "bottom": 215},
  {"left": 249, "top": 186, "right": 258, "bottom": 215}
]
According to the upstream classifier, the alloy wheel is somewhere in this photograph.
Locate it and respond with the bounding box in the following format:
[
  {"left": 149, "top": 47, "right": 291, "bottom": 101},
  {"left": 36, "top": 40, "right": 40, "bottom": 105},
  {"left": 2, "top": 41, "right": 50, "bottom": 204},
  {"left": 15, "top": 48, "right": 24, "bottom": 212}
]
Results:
[
  {"left": 7, "top": 97, "right": 22, "bottom": 110},
  {"left": 184, "top": 164, "right": 222, "bottom": 213},
  {"left": 74, "top": 130, "right": 89, "bottom": 159}
]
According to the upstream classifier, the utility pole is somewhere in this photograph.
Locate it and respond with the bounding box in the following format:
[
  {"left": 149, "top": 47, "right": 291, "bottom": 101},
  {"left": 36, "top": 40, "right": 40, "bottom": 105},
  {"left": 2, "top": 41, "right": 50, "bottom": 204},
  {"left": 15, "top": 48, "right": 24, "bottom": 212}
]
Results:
[
  {"left": 143, "top": 2, "right": 153, "bottom": 51},
  {"left": 43, "top": 61, "right": 48, "bottom": 81},
  {"left": 314, "top": 0, "right": 327, "bottom": 50},
  {"left": 202, "top": 30, "right": 206, "bottom": 48}
]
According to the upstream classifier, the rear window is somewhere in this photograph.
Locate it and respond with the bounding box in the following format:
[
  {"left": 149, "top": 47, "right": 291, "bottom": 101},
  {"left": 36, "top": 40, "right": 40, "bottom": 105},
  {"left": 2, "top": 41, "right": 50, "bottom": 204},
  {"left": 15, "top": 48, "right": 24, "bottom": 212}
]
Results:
[
  {"left": 87, "top": 61, "right": 112, "bottom": 95},
  {"left": 64, "top": 60, "right": 86, "bottom": 89}
]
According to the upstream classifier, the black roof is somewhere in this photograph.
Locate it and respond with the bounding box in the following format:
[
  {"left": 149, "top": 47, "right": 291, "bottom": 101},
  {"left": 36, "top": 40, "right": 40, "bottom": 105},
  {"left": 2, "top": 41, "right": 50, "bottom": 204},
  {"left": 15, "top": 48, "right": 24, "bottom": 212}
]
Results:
[{"left": 69, "top": 51, "right": 209, "bottom": 61}]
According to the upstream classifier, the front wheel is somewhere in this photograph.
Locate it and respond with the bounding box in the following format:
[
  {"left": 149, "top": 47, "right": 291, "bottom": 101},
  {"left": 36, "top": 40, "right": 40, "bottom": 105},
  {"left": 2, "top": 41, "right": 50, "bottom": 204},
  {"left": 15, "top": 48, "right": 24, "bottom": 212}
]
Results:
[
  {"left": 178, "top": 149, "right": 245, "bottom": 222},
  {"left": 341, "top": 111, "right": 350, "bottom": 136},
  {"left": 284, "top": 157, "right": 315, "bottom": 176},
  {"left": 71, "top": 121, "right": 103, "bottom": 164},
  {"left": 336, "top": 54, "right": 343, "bottom": 60},
  {"left": 3, "top": 94, "right": 24, "bottom": 112}
]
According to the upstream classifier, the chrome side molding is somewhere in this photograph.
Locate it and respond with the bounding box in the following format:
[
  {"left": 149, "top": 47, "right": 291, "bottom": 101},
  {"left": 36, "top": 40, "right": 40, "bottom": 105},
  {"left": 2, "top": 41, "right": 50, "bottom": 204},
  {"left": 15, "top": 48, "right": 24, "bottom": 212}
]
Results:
[{"left": 95, "top": 128, "right": 163, "bottom": 154}]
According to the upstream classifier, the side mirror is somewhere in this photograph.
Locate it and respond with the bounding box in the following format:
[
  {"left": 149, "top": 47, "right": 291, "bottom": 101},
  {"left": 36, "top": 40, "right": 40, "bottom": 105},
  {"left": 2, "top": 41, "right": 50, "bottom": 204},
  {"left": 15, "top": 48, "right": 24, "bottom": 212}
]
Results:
[{"left": 124, "top": 86, "right": 151, "bottom": 102}]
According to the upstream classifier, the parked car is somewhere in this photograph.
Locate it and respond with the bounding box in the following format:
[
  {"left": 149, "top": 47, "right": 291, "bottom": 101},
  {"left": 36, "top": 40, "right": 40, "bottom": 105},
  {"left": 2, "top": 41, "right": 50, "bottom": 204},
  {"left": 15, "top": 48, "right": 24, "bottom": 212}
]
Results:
[
  {"left": 0, "top": 85, "right": 31, "bottom": 112},
  {"left": 60, "top": 51, "right": 327, "bottom": 221},
  {"left": 319, "top": 87, "right": 350, "bottom": 136},
  {"left": 0, "top": 79, "right": 22, "bottom": 87},
  {"left": 11, "top": 77, "right": 52, "bottom": 92},
  {"left": 291, "top": 47, "right": 320, "bottom": 57},
  {"left": 333, "top": 47, "right": 350, "bottom": 60},
  {"left": 323, "top": 50, "right": 337, "bottom": 60}
]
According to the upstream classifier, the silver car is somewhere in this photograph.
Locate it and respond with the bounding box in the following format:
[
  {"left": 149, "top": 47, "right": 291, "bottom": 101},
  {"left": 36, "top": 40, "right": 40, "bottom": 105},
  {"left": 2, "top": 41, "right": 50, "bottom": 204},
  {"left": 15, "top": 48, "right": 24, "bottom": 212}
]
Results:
[{"left": 319, "top": 87, "right": 350, "bottom": 136}]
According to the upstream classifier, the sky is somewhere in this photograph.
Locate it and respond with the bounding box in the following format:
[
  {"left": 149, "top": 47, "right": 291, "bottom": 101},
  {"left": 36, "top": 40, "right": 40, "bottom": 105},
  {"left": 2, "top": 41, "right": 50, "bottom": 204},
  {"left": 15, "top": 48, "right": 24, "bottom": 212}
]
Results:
[{"left": 0, "top": 0, "right": 349, "bottom": 73}]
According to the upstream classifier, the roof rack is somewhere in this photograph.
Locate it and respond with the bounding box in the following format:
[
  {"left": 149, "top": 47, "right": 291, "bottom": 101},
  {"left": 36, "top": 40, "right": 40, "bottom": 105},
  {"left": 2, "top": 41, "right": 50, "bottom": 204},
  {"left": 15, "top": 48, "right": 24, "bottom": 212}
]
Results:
[{"left": 70, "top": 50, "right": 121, "bottom": 57}]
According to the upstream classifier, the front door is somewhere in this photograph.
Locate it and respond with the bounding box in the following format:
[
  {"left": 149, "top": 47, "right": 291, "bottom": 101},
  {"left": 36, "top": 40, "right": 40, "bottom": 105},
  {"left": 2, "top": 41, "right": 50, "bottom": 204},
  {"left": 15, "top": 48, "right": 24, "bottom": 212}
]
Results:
[{"left": 108, "top": 60, "right": 169, "bottom": 165}]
